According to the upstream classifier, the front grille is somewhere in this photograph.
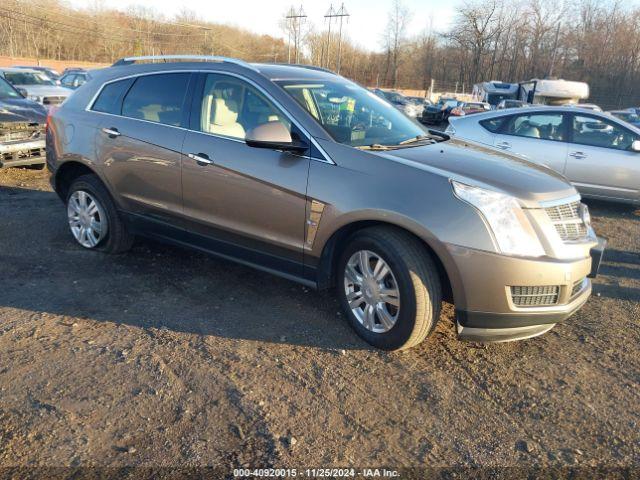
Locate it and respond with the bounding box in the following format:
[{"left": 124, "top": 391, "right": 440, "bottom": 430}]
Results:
[
  {"left": 43, "top": 96, "right": 66, "bottom": 105},
  {"left": 511, "top": 285, "right": 560, "bottom": 307},
  {"left": 545, "top": 201, "right": 588, "bottom": 241},
  {"left": 0, "top": 122, "right": 42, "bottom": 143}
]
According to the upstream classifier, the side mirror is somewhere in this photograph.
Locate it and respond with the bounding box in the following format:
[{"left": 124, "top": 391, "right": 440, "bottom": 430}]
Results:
[
  {"left": 245, "top": 122, "right": 308, "bottom": 154},
  {"left": 632, "top": 140, "right": 640, "bottom": 152},
  {"left": 17, "top": 88, "right": 28, "bottom": 98}
]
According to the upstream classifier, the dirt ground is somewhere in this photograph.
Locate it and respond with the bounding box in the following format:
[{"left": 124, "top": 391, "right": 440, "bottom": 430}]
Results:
[{"left": 0, "top": 167, "right": 638, "bottom": 478}]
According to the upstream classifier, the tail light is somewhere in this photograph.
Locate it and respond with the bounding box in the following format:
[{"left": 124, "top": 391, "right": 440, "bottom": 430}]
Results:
[{"left": 45, "top": 106, "right": 58, "bottom": 133}]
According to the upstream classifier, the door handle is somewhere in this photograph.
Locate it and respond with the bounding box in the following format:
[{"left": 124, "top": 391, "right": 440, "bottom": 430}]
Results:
[
  {"left": 188, "top": 152, "right": 214, "bottom": 166},
  {"left": 569, "top": 151, "right": 587, "bottom": 159},
  {"left": 496, "top": 141, "right": 511, "bottom": 149},
  {"left": 102, "top": 127, "right": 120, "bottom": 137}
]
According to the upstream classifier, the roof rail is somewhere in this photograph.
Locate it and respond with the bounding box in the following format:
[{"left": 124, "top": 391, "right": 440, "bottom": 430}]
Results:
[
  {"left": 111, "top": 55, "right": 259, "bottom": 71},
  {"left": 273, "top": 63, "right": 337, "bottom": 75}
]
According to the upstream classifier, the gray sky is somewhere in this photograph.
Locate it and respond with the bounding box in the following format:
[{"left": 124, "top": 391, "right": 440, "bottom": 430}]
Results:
[{"left": 69, "top": 0, "right": 461, "bottom": 51}]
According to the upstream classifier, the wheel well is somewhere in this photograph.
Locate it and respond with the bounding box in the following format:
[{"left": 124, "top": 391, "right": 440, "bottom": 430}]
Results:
[
  {"left": 317, "top": 221, "right": 453, "bottom": 303},
  {"left": 54, "top": 162, "right": 96, "bottom": 201}
]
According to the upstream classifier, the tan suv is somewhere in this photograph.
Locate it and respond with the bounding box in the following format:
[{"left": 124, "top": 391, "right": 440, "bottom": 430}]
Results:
[{"left": 46, "top": 56, "right": 605, "bottom": 350}]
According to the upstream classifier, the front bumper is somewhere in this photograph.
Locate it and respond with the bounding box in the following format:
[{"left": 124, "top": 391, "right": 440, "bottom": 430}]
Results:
[
  {"left": 0, "top": 138, "right": 46, "bottom": 168},
  {"left": 444, "top": 239, "right": 604, "bottom": 342}
]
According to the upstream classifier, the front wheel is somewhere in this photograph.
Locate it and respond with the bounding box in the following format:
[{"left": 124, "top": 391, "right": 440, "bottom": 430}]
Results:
[{"left": 337, "top": 227, "right": 442, "bottom": 351}]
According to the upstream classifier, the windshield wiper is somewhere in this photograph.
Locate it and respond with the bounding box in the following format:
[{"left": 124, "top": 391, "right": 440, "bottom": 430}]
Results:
[
  {"left": 356, "top": 143, "right": 393, "bottom": 151},
  {"left": 398, "top": 135, "right": 433, "bottom": 145}
]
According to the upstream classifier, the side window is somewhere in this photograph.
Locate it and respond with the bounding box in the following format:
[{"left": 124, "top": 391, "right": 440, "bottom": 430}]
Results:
[
  {"left": 122, "top": 73, "right": 190, "bottom": 127},
  {"left": 505, "top": 113, "right": 565, "bottom": 141},
  {"left": 198, "top": 73, "right": 291, "bottom": 140},
  {"left": 572, "top": 115, "right": 638, "bottom": 151},
  {"left": 480, "top": 117, "right": 505, "bottom": 133},
  {"left": 91, "top": 78, "right": 134, "bottom": 115},
  {"left": 61, "top": 75, "right": 75, "bottom": 87}
]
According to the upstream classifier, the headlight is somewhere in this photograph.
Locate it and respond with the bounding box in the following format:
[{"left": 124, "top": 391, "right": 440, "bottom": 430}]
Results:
[
  {"left": 28, "top": 95, "right": 43, "bottom": 103},
  {"left": 452, "top": 181, "right": 545, "bottom": 257}
]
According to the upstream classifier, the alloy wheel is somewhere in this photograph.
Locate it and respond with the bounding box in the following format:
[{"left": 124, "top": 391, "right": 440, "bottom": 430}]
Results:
[{"left": 67, "top": 190, "right": 108, "bottom": 248}]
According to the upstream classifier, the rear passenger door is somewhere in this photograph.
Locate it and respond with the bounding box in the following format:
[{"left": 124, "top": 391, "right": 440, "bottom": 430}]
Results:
[
  {"left": 492, "top": 112, "right": 569, "bottom": 174},
  {"left": 179, "top": 72, "right": 311, "bottom": 276},
  {"left": 92, "top": 72, "right": 194, "bottom": 222},
  {"left": 565, "top": 113, "right": 640, "bottom": 202}
]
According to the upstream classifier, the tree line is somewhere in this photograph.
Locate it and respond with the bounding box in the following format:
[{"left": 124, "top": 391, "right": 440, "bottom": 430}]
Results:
[{"left": 1, "top": 0, "right": 638, "bottom": 109}]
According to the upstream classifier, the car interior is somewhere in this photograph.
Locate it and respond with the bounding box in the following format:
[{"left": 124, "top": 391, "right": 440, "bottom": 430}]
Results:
[{"left": 509, "top": 114, "right": 564, "bottom": 141}]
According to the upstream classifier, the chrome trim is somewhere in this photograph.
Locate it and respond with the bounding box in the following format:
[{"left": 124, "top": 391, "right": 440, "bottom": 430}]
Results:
[
  {"left": 83, "top": 69, "right": 336, "bottom": 165},
  {"left": 537, "top": 193, "right": 582, "bottom": 209},
  {"left": 101, "top": 127, "right": 120, "bottom": 137},
  {"left": 456, "top": 322, "right": 556, "bottom": 343},
  {"left": 187, "top": 153, "right": 214, "bottom": 165},
  {"left": 112, "top": 55, "right": 259, "bottom": 72}
]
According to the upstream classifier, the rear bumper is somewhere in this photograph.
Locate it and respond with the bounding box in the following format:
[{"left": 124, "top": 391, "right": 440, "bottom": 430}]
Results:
[{"left": 442, "top": 239, "right": 604, "bottom": 342}]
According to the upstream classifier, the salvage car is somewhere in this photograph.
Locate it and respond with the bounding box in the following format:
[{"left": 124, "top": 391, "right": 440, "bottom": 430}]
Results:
[
  {"left": 371, "top": 89, "right": 421, "bottom": 118},
  {"left": 47, "top": 56, "right": 604, "bottom": 350},
  {"left": 0, "top": 76, "right": 47, "bottom": 169},
  {"left": 447, "top": 106, "right": 640, "bottom": 204},
  {"left": 14, "top": 65, "right": 62, "bottom": 83},
  {"left": 0, "top": 68, "right": 72, "bottom": 109},
  {"left": 60, "top": 71, "right": 92, "bottom": 90},
  {"left": 608, "top": 110, "right": 640, "bottom": 128},
  {"left": 421, "top": 97, "right": 461, "bottom": 124}
]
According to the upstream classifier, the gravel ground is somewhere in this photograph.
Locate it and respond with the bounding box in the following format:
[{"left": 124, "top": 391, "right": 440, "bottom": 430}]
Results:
[{"left": 0, "top": 167, "right": 638, "bottom": 477}]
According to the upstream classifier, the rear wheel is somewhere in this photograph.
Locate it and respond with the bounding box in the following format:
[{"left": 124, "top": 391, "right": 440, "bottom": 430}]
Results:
[
  {"left": 66, "top": 174, "right": 134, "bottom": 253},
  {"left": 337, "top": 227, "right": 442, "bottom": 351}
]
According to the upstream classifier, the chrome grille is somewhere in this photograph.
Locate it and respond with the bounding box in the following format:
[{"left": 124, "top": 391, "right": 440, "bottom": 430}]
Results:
[
  {"left": 511, "top": 285, "right": 560, "bottom": 307},
  {"left": 545, "top": 201, "right": 588, "bottom": 242}
]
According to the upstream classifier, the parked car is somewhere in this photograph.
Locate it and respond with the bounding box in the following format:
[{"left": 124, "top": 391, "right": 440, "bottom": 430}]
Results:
[
  {"left": 60, "top": 70, "right": 92, "bottom": 90},
  {"left": 371, "top": 89, "right": 421, "bottom": 118},
  {"left": 447, "top": 106, "right": 640, "bottom": 204},
  {"left": 0, "top": 76, "right": 47, "bottom": 169},
  {"left": 421, "top": 97, "right": 461, "bottom": 124},
  {"left": 0, "top": 68, "right": 72, "bottom": 109},
  {"left": 563, "top": 103, "right": 603, "bottom": 112},
  {"left": 13, "top": 65, "right": 61, "bottom": 83},
  {"left": 47, "top": 56, "right": 604, "bottom": 350},
  {"left": 449, "top": 102, "right": 491, "bottom": 117},
  {"left": 497, "top": 99, "right": 529, "bottom": 110},
  {"left": 608, "top": 110, "right": 640, "bottom": 128}
]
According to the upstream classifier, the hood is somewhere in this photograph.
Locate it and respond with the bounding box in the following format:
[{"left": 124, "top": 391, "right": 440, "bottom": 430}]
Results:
[
  {"left": 15, "top": 84, "right": 73, "bottom": 98},
  {"left": 0, "top": 97, "right": 47, "bottom": 123},
  {"left": 379, "top": 138, "right": 577, "bottom": 207}
]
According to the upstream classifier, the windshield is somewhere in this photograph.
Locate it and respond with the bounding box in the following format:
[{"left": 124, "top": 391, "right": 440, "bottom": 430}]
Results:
[
  {"left": 0, "top": 77, "right": 21, "bottom": 99},
  {"left": 278, "top": 80, "right": 431, "bottom": 148},
  {"left": 4, "top": 72, "right": 55, "bottom": 86},
  {"left": 487, "top": 93, "right": 515, "bottom": 106}
]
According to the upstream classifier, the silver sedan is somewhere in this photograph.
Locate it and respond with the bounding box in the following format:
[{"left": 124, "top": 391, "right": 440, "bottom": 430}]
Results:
[{"left": 447, "top": 106, "right": 640, "bottom": 204}]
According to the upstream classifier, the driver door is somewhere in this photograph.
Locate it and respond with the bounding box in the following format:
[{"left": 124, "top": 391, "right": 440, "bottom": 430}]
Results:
[{"left": 180, "top": 72, "right": 311, "bottom": 277}]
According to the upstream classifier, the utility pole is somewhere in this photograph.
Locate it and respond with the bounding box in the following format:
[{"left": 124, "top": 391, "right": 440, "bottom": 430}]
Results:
[
  {"left": 323, "top": 3, "right": 349, "bottom": 72},
  {"left": 323, "top": 4, "right": 335, "bottom": 68},
  {"left": 286, "top": 5, "right": 307, "bottom": 64},
  {"left": 335, "top": 3, "right": 349, "bottom": 74},
  {"left": 548, "top": 21, "right": 561, "bottom": 78}
]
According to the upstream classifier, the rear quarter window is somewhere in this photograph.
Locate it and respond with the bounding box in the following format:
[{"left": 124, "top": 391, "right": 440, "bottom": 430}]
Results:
[
  {"left": 91, "top": 78, "right": 134, "bottom": 115},
  {"left": 480, "top": 117, "right": 505, "bottom": 133},
  {"left": 121, "top": 73, "right": 190, "bottom": 127}
]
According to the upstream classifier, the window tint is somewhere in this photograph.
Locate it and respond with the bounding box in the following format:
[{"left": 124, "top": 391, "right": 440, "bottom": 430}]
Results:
[
  {"left": 198, "top": 73, "right": 291, "bottom": 139},
  {"left": 122, "top": 73, "right": 190, "bottom": 127},
  {"left": 572, "top": 115, "right": 638, "bottom": 150},
  {"left": 480, "top": 117, "right": 505, "bottom": 133},
  {"left": 505, "top": 113, "right": 565, "bottom": 141},
  {"left": 92, "top": 78, "right": 134, "bottom": 115},
  {"left": 60, "top": 74, "right": 75, "bottom": 87}
]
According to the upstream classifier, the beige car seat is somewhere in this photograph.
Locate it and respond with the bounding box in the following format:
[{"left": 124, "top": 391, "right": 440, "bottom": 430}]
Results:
[{"left": 203, "top": 95, "right": 245, "bottom": 138}]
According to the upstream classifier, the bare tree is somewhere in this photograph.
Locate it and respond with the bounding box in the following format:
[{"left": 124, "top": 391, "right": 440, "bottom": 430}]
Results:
[{"left": 383, "top": 0, "right": 410, "bottom": 87}]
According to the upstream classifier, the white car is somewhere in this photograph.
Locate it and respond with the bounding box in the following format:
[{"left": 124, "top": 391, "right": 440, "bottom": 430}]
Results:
[
  {"left": 447, "top": 106, "right": 640, "bottom": 204},
  {"left": 0, "top": 68, "right": 73, "bottom": 109}
]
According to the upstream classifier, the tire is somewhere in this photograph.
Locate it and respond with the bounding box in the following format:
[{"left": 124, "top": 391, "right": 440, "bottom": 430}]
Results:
[
  {"left": 66, "top": 174, "right": 134, "bottom": 254},
  {"left": 337, "top": 226, "right": 442, "bottom": 351}
]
